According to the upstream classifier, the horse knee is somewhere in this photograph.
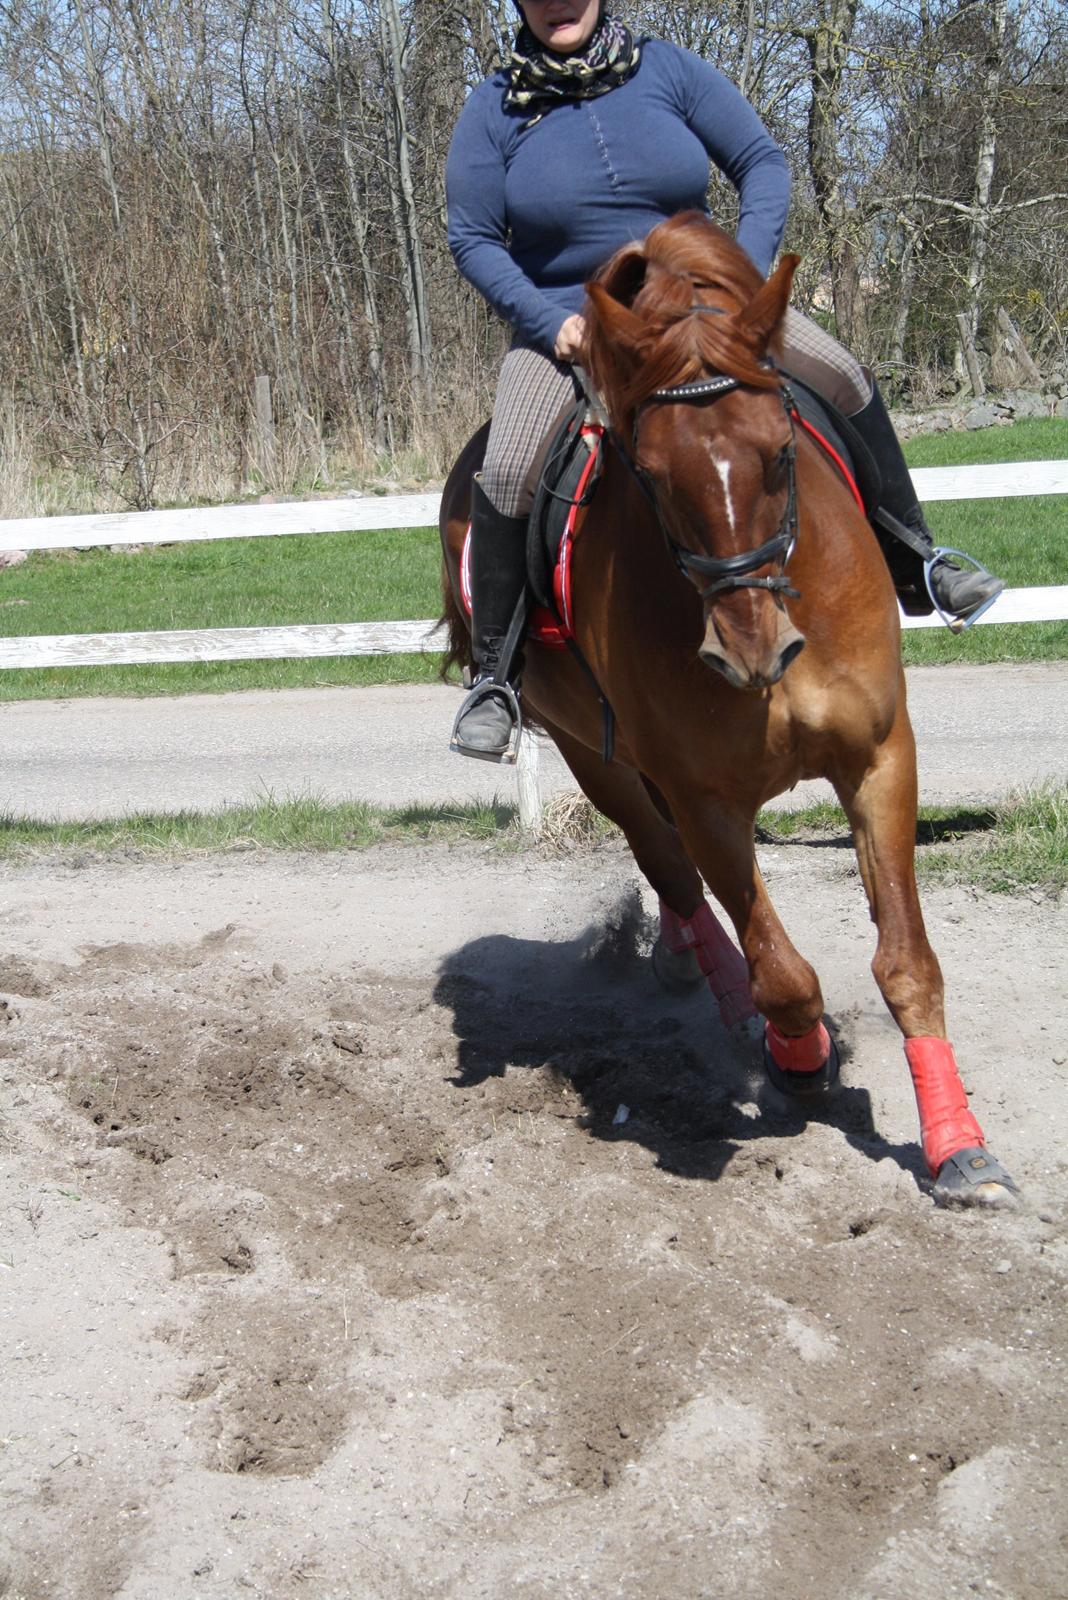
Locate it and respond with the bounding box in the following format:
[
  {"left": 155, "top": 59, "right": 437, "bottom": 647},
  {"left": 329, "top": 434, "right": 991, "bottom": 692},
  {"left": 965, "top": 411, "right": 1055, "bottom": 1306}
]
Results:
[{"left": 750, "top": 951, "right": 824, "bottom": 1035}]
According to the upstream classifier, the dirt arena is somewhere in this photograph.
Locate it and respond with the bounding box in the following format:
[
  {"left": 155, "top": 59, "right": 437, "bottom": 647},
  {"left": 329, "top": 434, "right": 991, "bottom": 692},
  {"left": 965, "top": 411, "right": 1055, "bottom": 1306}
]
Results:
[{"left": 1, "top": 839, "right": 1066, "bottom": 1600}]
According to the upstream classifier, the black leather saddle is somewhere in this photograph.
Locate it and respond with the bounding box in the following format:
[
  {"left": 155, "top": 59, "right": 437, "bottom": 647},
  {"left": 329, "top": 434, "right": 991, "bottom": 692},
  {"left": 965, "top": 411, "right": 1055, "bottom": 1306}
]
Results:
[
  {"left": 525, "top": 396, "right": 605, "bottom": 612},
  {"left": 782, "top": 373, "right": 881, "bottom": 518}
]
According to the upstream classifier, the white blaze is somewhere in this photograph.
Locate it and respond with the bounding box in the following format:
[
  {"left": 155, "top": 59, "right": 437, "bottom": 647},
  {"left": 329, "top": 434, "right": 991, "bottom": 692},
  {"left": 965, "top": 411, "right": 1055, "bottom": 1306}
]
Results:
[{"left": 705, "top": 443, "right": 737, "bottom": 533}]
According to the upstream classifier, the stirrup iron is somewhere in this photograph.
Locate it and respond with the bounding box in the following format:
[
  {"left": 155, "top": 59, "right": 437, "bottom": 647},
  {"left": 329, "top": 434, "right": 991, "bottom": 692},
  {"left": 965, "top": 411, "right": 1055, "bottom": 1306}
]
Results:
[
  {"left": 924, "top": 546, "right": 1003, "bottom": 634},
  {"left": 449, "top": 674, "right": 524, "bottom": 765}
]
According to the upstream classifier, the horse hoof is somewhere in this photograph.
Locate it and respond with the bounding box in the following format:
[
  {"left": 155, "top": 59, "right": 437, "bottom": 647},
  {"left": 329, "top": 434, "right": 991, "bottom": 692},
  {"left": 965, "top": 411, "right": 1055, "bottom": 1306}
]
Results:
[
  {"left": 933, "top": 1147, "right": 1021, "bottom": 1209},
  {"left": 651, "top": 938, "right": 703, "bottom": 994},
  {"left": 763, "top": 1033, "right": 841, "bottom": 1102}
]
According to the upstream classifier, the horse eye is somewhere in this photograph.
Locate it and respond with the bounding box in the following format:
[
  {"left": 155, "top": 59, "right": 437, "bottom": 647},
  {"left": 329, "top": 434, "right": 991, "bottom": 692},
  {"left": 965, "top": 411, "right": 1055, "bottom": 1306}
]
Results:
[{"left": 766, "top": 445, "right": 790, "bottom": 489}]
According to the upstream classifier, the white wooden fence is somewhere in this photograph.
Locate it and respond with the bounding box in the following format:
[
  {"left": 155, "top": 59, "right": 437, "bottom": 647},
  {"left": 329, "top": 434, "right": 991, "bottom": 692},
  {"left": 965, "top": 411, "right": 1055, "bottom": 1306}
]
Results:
[
  {"left": 0, "top": 460, "right": 1065, "bottom": 673},
  {"left": 1, "top": 460, "right": 1063, "bottom": 832}
]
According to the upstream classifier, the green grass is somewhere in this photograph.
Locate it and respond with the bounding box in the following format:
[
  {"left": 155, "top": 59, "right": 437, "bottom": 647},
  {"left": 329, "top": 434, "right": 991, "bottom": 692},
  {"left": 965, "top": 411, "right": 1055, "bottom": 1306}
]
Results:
[
  {"left": 0, "top": 793, "right": 520, "bottom": 860},
  {"left": 1, "top": 417, "right": 1064, "bottom": 699},
  {"left": 0, "top": 525, "right": 446, "bottom": 699},
  {"left": 898, "top": 417, "right": 1068, "bottom": 664},
  {"left": 757, "top": 785, "right": 1067, "bottom": 895},
  {"left": 4, "top": 784, "right": 1062, "bottom": 896},
  {"left": 902, "top": 416, "right": 1068, "bottom": 467},
  {"left": 917, "top": 785, "right": 1068, "bottom": 895}
]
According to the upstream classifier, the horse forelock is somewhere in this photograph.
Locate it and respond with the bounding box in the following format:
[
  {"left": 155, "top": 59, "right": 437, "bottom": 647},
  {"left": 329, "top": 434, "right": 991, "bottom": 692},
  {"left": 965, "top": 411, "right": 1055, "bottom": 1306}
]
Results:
[{"left": 586, "top": 213, "right": 785, "bottom": 431}]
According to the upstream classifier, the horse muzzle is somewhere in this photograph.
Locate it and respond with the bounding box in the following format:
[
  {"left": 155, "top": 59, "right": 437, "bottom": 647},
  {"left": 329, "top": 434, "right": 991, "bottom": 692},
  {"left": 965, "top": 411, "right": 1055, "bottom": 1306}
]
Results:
[{"left": 698, "top": 605, "right": 806, "bottom": 690}]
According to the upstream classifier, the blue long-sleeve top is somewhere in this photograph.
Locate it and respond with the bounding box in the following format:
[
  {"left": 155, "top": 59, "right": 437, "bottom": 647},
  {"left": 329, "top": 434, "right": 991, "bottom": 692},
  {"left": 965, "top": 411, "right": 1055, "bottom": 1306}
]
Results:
[{"left": 446, "top": 38, "right": 791, "bottom": 355}]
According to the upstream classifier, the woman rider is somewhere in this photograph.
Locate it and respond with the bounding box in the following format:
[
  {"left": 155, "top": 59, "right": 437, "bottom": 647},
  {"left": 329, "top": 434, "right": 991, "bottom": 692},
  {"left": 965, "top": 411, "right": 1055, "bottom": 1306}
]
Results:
[{"left": 445, "top": 0, "right": 1002, "bottom": 761}]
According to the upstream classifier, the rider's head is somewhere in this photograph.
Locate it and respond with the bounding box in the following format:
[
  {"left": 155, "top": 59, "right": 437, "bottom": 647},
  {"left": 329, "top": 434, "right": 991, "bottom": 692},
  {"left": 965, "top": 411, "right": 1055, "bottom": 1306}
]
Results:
[{"left": 514, "top": 0, "right": 603, "bottom": 54}]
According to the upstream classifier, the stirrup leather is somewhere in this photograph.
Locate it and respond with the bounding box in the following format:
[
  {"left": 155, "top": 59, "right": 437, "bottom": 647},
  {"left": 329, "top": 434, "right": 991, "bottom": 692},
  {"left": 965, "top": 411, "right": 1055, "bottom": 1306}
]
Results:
[
  {"left": 449, "top": 672, "right": 524, "bottom": 765},
  {"left": 924, "top": 546, "right": 1003, "bottom": 634}
]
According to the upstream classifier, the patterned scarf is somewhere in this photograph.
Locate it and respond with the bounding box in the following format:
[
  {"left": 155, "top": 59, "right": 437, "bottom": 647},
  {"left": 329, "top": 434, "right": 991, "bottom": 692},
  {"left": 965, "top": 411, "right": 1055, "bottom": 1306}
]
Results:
[{"left": 504, "top": 14, "right": 642, "bottom": 127}]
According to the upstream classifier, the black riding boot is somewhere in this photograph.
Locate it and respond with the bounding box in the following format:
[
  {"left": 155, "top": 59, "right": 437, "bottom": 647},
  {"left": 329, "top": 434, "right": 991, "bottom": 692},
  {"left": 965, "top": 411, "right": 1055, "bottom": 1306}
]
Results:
[
  {"left": 849, "top": 380, "right": 1003, "bottom": 625},
  {"left": 450, "top": 477, "right": 529, "bottom": 763}
]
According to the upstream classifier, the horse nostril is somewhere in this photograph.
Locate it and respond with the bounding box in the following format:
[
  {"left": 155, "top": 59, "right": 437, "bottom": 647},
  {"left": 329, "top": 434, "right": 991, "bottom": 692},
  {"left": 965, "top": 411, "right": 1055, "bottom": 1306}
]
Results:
[
  {"left": 778, "top": 635, "right": 805, "bottom": 675},
  {"left": 699, "top": 646, "right": 749, "bottom": 688}
]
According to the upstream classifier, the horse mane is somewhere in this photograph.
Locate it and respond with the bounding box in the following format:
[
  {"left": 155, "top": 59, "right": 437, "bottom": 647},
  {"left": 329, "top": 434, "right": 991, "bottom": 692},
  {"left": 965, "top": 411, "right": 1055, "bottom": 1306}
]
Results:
[{"left": 583, "top": 212, "right": 797, "bottom": 433}]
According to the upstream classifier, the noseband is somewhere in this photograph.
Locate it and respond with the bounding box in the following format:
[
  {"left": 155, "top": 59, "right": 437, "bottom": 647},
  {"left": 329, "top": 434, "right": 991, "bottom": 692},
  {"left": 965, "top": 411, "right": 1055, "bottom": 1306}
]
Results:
[{"left": 624, "top": 314, "right": 800, "bottom": 604}]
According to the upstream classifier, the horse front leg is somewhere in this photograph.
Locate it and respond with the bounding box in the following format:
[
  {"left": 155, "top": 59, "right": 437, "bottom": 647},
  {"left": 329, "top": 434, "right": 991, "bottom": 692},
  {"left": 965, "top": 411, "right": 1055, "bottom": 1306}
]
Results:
[
  {"left": 833, "top": 692, "right": 1018, "bottom": 1206},
  {"left": 668, "top": 798, "right": 839, "bottom": 1098}
]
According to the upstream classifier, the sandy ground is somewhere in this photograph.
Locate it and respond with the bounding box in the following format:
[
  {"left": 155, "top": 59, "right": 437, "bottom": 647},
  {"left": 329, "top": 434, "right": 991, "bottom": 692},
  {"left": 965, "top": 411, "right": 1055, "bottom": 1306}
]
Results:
[{"left": 1, "top": 839, "right": 1066, "bottom": 1600}]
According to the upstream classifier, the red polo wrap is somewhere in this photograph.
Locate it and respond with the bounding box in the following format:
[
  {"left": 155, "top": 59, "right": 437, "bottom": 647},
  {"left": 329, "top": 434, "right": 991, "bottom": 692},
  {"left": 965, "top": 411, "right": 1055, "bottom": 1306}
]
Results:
[
  {"left": 904, "top": 1036, "right": 985, "bottom": 1176},
  {"left": 658, "top": 899, "right": 755, "bottom": 1027}
]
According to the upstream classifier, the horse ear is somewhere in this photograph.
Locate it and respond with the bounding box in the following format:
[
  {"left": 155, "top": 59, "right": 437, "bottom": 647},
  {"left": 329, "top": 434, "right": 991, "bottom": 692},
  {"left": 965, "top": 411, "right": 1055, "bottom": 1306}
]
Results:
[
  {"left": 586, "top": 281, "right": 647, "bottom": 355},
  {"left": 736, "top": 254, "right": 799, "bottom": 351},
  {"left": 596, "top": 242, "right": 649, "bottom": 309}
]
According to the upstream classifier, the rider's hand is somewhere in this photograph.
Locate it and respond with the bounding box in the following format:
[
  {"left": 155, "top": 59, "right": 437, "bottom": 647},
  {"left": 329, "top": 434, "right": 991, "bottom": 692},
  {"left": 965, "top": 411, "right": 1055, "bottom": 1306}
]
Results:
[{"left": 554, "top": 314, "right": 587, "bottom": 363}]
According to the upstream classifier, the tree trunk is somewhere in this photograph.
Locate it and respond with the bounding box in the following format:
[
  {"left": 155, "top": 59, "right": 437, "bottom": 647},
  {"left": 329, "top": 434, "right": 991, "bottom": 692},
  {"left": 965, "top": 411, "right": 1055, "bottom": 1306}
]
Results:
[
  {"left": 800, "top": 0, "right": 861, "bottom": 348},
  {"left": 957, "top": 0, "right": 1006, "bottom": 372},
  {"left": 888, "top": 222, "right": 919, "bottom": 376},
  {"left": 378, "top": 0, "right": 433, "bottom": 404},
  {"left": 320, "top": 1, "right": 389, "bottom": 451}
]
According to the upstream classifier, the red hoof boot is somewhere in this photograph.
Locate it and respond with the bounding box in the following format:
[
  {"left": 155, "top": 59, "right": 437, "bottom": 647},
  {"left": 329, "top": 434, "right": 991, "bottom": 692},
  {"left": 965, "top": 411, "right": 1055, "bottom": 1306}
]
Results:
[{"left": 763, "top": 1020, "right": 840, "bottom": 1102}]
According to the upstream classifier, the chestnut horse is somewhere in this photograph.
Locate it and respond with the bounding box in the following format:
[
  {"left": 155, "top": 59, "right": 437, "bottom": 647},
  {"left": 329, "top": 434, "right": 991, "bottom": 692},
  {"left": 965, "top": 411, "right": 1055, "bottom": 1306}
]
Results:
[{"left": 439, "top": 213, "right": 1016, "bottom": 1207}]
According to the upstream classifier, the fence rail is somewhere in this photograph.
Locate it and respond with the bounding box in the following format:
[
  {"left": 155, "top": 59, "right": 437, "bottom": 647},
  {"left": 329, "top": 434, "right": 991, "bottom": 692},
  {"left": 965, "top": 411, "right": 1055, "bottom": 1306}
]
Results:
[
  {"left": 1, "top": 585, "right": 1066, "bottom": 672},
  {"left": 0, "top": 461, "right": 1065, "bottom": 672},
  {"left": 0, "top": 462, "right": 1065, "bottom": 556}
]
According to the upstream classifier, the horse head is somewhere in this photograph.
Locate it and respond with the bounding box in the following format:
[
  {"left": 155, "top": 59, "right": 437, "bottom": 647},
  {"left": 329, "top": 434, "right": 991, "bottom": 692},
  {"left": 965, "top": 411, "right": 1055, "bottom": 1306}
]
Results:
[{"left": 584, "top": 213, "right": 805, "bottom": 691}]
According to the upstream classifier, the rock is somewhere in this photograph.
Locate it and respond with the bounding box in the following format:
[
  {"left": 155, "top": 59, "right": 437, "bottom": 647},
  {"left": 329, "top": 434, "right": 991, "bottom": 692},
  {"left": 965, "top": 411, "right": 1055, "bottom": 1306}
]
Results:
[
  {"left": 963, "top": 403, "right": 1000, "bottom": 430},
  {"left": 1002, "top": 389, "right": 1047, "bottom": 418},
  {"left": 1054, "top": 397, "right": 1068, "bottom": 419},
  {"left": 0, "top": 549, "right": 28, "bottom": 568}
]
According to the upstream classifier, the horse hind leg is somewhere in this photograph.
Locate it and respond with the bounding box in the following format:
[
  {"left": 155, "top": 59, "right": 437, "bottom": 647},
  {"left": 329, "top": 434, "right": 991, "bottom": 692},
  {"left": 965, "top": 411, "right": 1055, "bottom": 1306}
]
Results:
[
  {"left": 667, "top": 795, "right": 839, "bottom": 1098},
  {"left": 833, "top": 698, "right": 1018, "bottom": 1206},
  {"left": 538, "top": 720, "right": 754, "bottom": 1029},
  {"left": 653, "top": 898, "right": 755, "bottom": 1025}
]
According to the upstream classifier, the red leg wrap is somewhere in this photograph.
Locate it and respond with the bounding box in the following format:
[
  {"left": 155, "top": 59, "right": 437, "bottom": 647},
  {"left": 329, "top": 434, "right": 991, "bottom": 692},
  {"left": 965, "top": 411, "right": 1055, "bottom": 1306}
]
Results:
[
  {"left": 765, "top": 1019, "right": 831, "bottom": 1074},
  {"left": 904, "top": 1036, "right": 985, "bottom": 1177},
  {"left": 658, "top": 899, "right": 756, "bottom": 1027}
]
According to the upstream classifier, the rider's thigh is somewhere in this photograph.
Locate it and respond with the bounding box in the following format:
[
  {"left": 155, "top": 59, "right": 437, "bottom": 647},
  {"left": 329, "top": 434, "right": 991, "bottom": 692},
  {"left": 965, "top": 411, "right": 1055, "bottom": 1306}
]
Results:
[
  {"left": 482, "top": 341, "right": 576, "bottom": 516},
  {"left": 779, "top": 308, "right": 870, "bottom": 415}
]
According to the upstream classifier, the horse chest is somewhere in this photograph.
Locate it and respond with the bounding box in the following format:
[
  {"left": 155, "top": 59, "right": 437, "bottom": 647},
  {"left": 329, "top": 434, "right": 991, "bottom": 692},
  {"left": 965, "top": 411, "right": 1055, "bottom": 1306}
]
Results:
[{"left": 779, "top": 669, "right": 898, "bottom": 760}]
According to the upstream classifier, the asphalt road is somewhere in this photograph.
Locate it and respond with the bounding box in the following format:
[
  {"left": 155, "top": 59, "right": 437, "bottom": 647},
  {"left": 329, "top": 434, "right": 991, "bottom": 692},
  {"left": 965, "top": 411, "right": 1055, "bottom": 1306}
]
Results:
[{"left": 1, "top": 664, "right": 1065, "bottom": 822}]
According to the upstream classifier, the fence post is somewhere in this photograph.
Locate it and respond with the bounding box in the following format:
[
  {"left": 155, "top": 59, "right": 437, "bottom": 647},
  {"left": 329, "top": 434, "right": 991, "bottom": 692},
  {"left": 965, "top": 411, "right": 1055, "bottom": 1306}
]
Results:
[
  {"left": 996, "top": 307, "right": 1043, "bottom": 387},
  {"left": 254, "top": 374, "right": 276, "bottom": 480},
  {"left": 517, "top": 732, "right": 543, "bottom": 835}
]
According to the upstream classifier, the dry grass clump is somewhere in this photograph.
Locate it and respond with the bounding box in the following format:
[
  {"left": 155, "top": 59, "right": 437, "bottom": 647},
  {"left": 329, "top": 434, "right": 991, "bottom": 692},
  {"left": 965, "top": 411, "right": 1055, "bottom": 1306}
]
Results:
[{"left": 535, "top": 792, "right": 618, "bottom": 852}]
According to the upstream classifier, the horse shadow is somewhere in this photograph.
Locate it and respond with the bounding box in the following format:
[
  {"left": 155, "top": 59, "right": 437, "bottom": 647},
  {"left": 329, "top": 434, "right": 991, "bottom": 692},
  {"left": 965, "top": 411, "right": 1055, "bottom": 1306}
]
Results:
[{"left": 432, "top": 899, "right": 923, "bottom": 1188}]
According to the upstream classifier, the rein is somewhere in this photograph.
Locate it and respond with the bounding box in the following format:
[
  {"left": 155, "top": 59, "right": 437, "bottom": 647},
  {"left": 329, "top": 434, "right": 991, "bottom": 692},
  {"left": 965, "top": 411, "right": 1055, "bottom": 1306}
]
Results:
[{"left": 620, "top": 309, "right": 801, "bottom": 604}]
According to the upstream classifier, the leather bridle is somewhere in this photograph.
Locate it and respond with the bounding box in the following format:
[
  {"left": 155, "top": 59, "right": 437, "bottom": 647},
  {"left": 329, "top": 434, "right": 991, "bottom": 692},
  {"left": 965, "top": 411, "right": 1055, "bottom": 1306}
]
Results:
[{"left": 622, "top": 311, "right": 801, "bottom": 604}]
